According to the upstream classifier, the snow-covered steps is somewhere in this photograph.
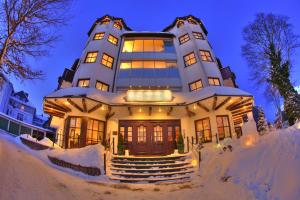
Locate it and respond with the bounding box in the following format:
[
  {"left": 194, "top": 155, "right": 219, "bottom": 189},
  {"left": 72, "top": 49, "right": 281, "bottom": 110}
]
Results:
[{"left": 109, "top": 154, "right": 194, "bottom": 183}]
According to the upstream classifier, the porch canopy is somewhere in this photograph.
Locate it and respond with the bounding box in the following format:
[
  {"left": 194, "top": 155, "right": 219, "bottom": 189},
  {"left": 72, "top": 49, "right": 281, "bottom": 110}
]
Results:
[{"left": 43, "top": 86, "right": 253, "bottom": 124}]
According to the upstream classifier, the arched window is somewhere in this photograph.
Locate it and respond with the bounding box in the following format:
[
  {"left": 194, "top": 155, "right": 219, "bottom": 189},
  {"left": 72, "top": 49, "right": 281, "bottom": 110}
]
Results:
[
  {"left": 137, "top": 126, "right": 146, "bottom": 143},
  {"left": 187, "top": 18, "right": 197, "bottom": 25},
  {"left": 177, "top": 21, "right": 184, "bottom": 28},
  {"left": 113, "top": 22, "right": 122, "bottom": 30},
  {"left": 154, "top": 125, "right": 163, "bottom": 143}
]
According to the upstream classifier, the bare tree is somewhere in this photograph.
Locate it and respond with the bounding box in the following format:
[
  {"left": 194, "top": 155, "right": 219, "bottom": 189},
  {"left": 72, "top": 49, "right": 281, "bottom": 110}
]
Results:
[
  {"left": 242, "top": 13, "right": 300, "bottom": 125},
  {"left": 0, "top": 0, "right": 71, "bottom": 80}
]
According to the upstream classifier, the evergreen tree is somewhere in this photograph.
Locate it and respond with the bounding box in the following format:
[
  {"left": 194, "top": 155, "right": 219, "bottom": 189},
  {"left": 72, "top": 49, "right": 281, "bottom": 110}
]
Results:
[
  {"left": 117, "top": 134, "right": 125, "bottom": 155},
  {"left": 177, "top": 132, "right": 184, "bottom": 154},
  {"left": 257, "top": 107, "right": 268, "bottom": 134}
]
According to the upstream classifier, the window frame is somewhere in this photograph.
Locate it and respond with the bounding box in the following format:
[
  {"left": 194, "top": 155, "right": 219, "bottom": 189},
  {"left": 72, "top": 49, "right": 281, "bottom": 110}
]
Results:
[
  {"left": 192, "top": 32, "right": 204, "bottom": 40},
  {"left": 95, "top": 80, "right": 109, "bottom": 92},
  {"left": 199, "top": 50, "right": 214, "bottom": 62},
  {"left": 101, "top": 53, "right": 114, "bottom": 69},
  {"left": 208, "top": 77, "right": 221, "bottom": 86},
  {"left": 113, "top": 22, "right": 122, "bottom": 30},
  {"left": 77, "top": 79, "right": 90, "bottom": 88},
  {"left": 179, "top": 33, "right": 190, "bottom": 45},
  {"left": 86, "top": 118, "right": 105, "bottom": 145},
  {"left": 216, "top": 115, "right": 232, "bottom": 140},
  {"left": 189, "top": 79, "right": 203, "bottom": 92},
  {"left": 84, "top": 51, "right": 98, "bottom": 63},
  {"left": 107, "top": 34, "right": 119, "bottom": 46},
  {"left": 93, "top": 32, "right": 105, "bottom": 40},
  {"left": 153, "top": 125, "right": 163, "bottom": 143},
  {"left": 194, "top": 117, "right": 212, "bottom": 143},
  {"left": 183, "top": 52, "right": 197, "bottom": 67}
]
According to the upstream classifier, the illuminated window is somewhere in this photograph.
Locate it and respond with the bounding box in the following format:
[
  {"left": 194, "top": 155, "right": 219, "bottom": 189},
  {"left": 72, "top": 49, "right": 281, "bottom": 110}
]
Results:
[
  {"left": 122, "top": 40, "right": 167, "bottom": 52},
  {"left": 101, "top": 53, "right": 114, "bottom": 68},
  {"left": 96, "top": 81, "right": 109, "bottom": 92},
  {"left": 68, "top": 117, "right": 81, "bottom": 148},
  {"left": 127, "top": 126, "right": 132, "bottom": 142},
  {"left": 208, "top": 77, "right": 221, "bottom": 86},
  {"left": 195, "top": 118, "right": 212, "bottom": 143},
  {"left": 193, "top": 32, "right": 204, "bottom": 40},
  {"left": 179, "top": 33, "right": 190, "bottom": 44},
  {"left": 113, "top": 22, "right": 122, "bottom": 30},
  {"left": 84, "top": 52, "right": 98, "bottom": 63},
  {"left": 144, "top": 40, "right": 154, "bottom": 52},
  {"left": 189, "top": 80, "right": 203, "bottom": 91},
  {"left": 93, "top": 32, "right": 105, "bottom": 40},
  {"left": 188, "top": 18, "right": 197, "bottom": 25},
  {"left": 177, "top": 21, "right": 184, "bottom": 28},
  {"left": 87, "top": 119, "right": 104, "bottom": 145},
  {"left": 138, "top": 126, "right": 146, "bottom": 143},
  {"left": 77, "top": 79, "right": 89, "bottom": 87},
  {"left": 120, "top": 61, "right": 176, "bottom": 69},
  {"left": 154, "top": 40, "right": 164, "bottom": 52},
  {"left": 108, "top": 34, "right": 118, "bottom": 46},
  {"left": 133, "top": 40, "right": 143, "bottom": 52},
  {"left": 100, "top": 19, "right": 110, "bottom": 25},
  {"left": 184, "top": 52, "right": 196, "bottom": 67},
  {"left": 167, "top": 126, "right": 173, "bottom": 142},
  {"left": 216, "top": 116, "right": 231, "bottom": 140},
  {"left": 122, "top": 40, "right": 134, "bottom": 52},
  {"left": 154, "top": 126, "right": 163, "bottom": 143},
  {"left": 199, "top": 50, "right": 213, "bottom": 62},
  {"left": 120, "top": 127, "right": 125, "bottom": 137}
]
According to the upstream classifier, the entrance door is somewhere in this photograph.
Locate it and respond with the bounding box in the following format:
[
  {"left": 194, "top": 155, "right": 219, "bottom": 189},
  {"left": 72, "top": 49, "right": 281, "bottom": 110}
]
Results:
[{"left": 119, "top": 120, "right": 180, "bottom": 155}]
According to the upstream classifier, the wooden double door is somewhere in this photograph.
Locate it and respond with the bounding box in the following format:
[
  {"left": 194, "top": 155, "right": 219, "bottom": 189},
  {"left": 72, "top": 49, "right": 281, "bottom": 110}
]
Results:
[{"left": 119, "top": 120, "right": 181, "bottom": 155}]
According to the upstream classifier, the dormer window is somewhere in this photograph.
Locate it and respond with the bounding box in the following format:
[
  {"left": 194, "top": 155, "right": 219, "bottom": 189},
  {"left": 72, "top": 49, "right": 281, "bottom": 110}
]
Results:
[
  {"left": 188, "top": 18, "right": 197, "bottom": 25},
  {"left": 193, "top": 32, "right": 204, "bottom": 40},
  {"left": 177, "top": 21, "right": 184, "bottom": 28},
  {"left": 113, "top": 22, "right": 122, "bottom": 30},
  {"left": 100, "top": 19, "right": 110, "bottom": 25}
]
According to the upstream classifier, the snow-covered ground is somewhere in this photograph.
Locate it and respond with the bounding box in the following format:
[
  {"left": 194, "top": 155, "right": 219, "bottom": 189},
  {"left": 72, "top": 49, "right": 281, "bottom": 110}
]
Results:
[{"left": 0, "top": 122, "right": 300, "bottom": 200}]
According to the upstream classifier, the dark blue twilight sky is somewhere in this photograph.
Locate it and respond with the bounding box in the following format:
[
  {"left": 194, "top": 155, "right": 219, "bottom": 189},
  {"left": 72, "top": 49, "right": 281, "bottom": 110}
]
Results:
[{"left": 9, "top": 0, "right": 300, "bottom": 122}]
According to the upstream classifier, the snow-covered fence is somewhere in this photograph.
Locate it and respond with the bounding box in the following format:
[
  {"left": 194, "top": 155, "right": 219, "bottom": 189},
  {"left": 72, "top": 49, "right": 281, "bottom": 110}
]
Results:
[
  {"left": 0, "top": 112, "right": 54, "bottom": 140},
  {"left": 20, "top": 137, "right": 50, "bottom": 150}
]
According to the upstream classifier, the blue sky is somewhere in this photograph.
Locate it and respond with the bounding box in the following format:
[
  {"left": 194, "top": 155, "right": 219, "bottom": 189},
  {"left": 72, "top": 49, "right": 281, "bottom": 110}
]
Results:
[{"left": 9, "top": 0, "right": 300, "bottom": 121}]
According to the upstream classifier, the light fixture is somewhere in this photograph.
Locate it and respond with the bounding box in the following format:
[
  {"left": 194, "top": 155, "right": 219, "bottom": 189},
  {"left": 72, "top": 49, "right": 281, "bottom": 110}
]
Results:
[
  {"left": 139, "top": 107, "right": 142, "bottom": 112},
  {"left": 63, "top": 101, "right": 70, "bottom": 106},
  {"left": 158, "top": 107, "right": 162, "bottom": 112},
  {"left": 101, "top": 105, "right": 105, "bottom": 111},
  {"left": 191, "top": 159, "right": 197, "bottom": 167},
  {"left": 193, "top": 104, "right": 197, "bottom": 110}
]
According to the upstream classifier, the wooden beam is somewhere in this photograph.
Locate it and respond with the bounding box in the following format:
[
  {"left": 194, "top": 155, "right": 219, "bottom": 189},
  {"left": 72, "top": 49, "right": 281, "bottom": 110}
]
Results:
[
  {"left": 232, "top": 107, "right": 253, "bottom": 115},
  {"left": 82, "top": 98, "right": 87, "bottom": 112},
  {"left": 232, "top": 109, "right": 253, "bottom": 118},
  {"left": 225, "top": 97, "right": 243, "bottom": 110},
  {"left": 197, "top": 102, "right": 209, "bottom": 112},
  {"left": 227, "top": 98, "right": 252, "bottom": 111},
  {"left": 44, "top": 109, "right": 65, "bottom": 118},
  {"left": 53, "top": 99, "right": 72, "bottom": 111},
  {"left": 230, "top": 102, "right": 253, "bottom": 112},
  {"left": 212, "top": 96, "right": 218, "bottom": 110},
  {"left": 128, "top": 107, "right": 132, "bottom": 116},
  {"left": 67, "top": 98, "right": 84, "bottom": 112},
  {"left": 44, "top": 104, "right": 68, "bottom": 113},
  {"left": 185, "top": 106, "right": 196, "bottom": 117},
  {"left": 44, "top": 100, "right": 71, "bottom": 112},
  {"left": 167, "top": 107, "right": 173, "bottom": 116},
  {"left": 88, "top": 103, "right": 102, "bottom": 113},
  {"left": 214, "top": 97, "right": 231, "bottom": 111},
  {"left": 148, "top": 107, "right": 152, "bottom": 116},
  {"left": 105, "top": 112, "right": 115, "bottom": 120}
]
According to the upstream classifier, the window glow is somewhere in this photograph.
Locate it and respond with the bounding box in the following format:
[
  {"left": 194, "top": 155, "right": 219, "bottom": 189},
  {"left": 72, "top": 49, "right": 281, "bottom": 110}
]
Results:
[{"left": 126, "top": 90, "right": 172, "bottom": 102}]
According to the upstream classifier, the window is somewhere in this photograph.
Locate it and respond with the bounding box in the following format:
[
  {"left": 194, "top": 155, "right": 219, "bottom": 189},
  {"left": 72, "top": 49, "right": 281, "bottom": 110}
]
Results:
[
  {"left": 120, "top": 127, "right": 125, "bottom": 137},
  {"left": 177, "top": 21, "right": 184, "bottom": 28},
  {"left": 137, "top": 126, "right": 146, "bottom": 143},
  {"left": 101, "top": 53, "right": 114, "bottom": 68},
  {"left": 84, "top": 52, "right": 98, "bottom": 63},
  {"left": 100, "top": 19, "right": 110, "bottom": 25},
  {"left": 127, "top": 126, "right": 132, "bottom": 142},
  {"left": 154, "top": 126, "right": 163, "bottom": 143},
  {"left": 195, "top": 118, "right": 212, "bottom": 143},
  {"left": 184, "top": 52, "right": 197, "bottom": 67},
  {"left": 216, "top": 116, "right": 231, "bottom": 140},
  {"left": 122, "top": 39, "right": 167, "bottom": 53},
  {"left": 189, "top": 80, "right": 203, "bottom": 91},
  {"left": 107, "top": 34, "right": 118, "bottom": 46},
  {"left": 68, "top": 117, "right": 81, "bottom": 148},
  {"left": 77, "top": 79, "right": 90, "bottom": 87},
  {"left": 208, "top": 77, "right": 221, "bottom": 86},
  {"left": 175, "top": 126, "right": 180, "bottom": 142},
  {"left": 96, "top": 81, "right": 109, "bottom": 92},
  {"left": 179, "top": 33, "right": 190, "bottom": 44},
  {"left": 86, "top": 119, "right": 104, "bottom": 145},
  {"left": 113, "top": 22, "right": 122, "bottom": 30},
  {"left": 188, "top": 18, "right": 197, "bottom": 25},
  {"left": 93, "top": 32, "right": 105, "bottom": 40},
  {"left": 120, "top": 60, "right": 176, "bottom": 69},
  {"left": 199, "top": 50, "right": 213, "bottom": 62},
  {"left": 193, "top": 32, "right": 204, "bottom": 40},
  {"left": 17, "top": 113, "right": 24, "bottom": 121},
  {"left": 167, "top": 126, "right": 173, "bottom": 142}
]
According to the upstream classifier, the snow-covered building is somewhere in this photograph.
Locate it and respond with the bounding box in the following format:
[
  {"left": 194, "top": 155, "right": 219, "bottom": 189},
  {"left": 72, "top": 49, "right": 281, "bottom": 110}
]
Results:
[{"left": 44, "top": 15, "right": 257, "bottom": 153}]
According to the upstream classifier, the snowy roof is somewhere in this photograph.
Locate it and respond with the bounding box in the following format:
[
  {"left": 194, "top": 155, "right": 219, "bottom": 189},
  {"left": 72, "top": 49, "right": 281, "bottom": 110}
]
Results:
[{"left": 46, "top": 86, "right": 252, "bottom": 105}]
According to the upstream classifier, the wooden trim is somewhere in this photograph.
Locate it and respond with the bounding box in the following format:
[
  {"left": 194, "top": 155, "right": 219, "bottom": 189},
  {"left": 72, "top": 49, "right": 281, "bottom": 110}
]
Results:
[
  {"left": 67, "top": 98, "right": 84, "bottom": 112},
  {"left": 128, "top": 107, "right": 132, "bottom": 116},
  {"left": 44, "top": 104, "right": 68, "bottom": 114},
  {"left": 185, "top": 106, "right": 196, "bottom": 117},
  {"left": 212, "top": 96, "right": 218, "bottom": 110},
  {"left": 216, "top": 115, "right": 232, "bottom": 139},
  {"left": 82, "top": 98, "right": 87, "bottom": 112},
  {"left": 214, "top": 97, "right": 231, "bottom": 111},
  {"left": 227, "top": 98, "right": 252, "bottom": 110},
  {"left": 197, "top": 102, "right": 209, "bottom": 112},
  {"left": 88, "top": 103, "right": 102, "bottom": 113},
  {"left": 44, "top": 109, "right": 65, "bottom": 118},
  {"left": 194, "top": 117, "right": 212, "bottom": 143},
  {"left": 230, "top": 102, "right": 253, "bottom": 112},
  {"left": 167, "top": 107, "right": 173, "bottom": 116},
  {"left": 232, "top": 107, "right": 253, "bottom": 115},
  {"left": 148, "top": 107, "right": 152, "bottom": 116},
  {"left": 44, "top": 100, "right": 71, "bottom": 112}
]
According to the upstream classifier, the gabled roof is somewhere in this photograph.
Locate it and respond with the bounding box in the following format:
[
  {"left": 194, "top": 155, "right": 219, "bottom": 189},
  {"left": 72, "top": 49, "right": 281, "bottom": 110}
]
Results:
[
  {"left": 162, "top": 15, "right": 208, "bottom": 35},
  {"left": 87, "top": 14, "right": 132, "bottom": 36}
]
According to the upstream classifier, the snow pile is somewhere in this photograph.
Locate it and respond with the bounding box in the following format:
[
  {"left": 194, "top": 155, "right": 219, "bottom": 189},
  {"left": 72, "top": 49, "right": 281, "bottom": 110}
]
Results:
[
  {"left": 200, "top": 122, "right": 300, "bottom": 200},
  {"left": 48, "top": 144, "right": 105, "bottom": 171},
  {"left": 18, "top": 134, "right": 60, "bottom": 148}
]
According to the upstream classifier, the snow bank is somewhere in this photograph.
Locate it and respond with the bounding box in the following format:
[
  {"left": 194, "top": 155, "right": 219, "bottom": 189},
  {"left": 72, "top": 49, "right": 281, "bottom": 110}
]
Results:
[
  {"left": 18, "top": 134, "right": 60, "bottom": 149},
  {"left": 199, "top": 122, "right": 300, "bottom": 200}
]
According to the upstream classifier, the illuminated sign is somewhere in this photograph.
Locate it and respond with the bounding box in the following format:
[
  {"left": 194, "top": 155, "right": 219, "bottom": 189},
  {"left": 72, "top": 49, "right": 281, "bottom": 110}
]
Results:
[{"left": 126, "top": 90, "right": 172, "bottom": 102}]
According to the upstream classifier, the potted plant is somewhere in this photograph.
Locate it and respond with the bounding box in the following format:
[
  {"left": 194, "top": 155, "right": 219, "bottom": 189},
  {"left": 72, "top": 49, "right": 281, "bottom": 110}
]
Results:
[
  {"left": 117, "top": 134, "right": 125, "bottom": 155},
  {"left": 177, "top": 132, "right": 184, "bottom": 154}
]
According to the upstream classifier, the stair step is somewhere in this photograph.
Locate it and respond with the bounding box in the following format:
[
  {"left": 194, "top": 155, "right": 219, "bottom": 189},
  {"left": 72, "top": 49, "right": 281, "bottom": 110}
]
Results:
[
  {"left": 110, "top": 174, "right": 191, "bottom": 183},
  {"left": 112, "top": 169, "right": 194, "bottom": 178},
  {"left": 110, "top": 165, "right": 194, "bottom": 173},
  {"left": 112, "top": 154, "right": 188, "bottom": 161},
  {"left": 110, "top": 161, "right": 190, "bottom": 169}
]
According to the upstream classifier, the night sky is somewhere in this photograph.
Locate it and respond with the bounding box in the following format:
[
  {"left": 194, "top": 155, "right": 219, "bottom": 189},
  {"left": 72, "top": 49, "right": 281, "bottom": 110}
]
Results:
[{"left": 9, "top": 0, "right": 300, "bottom": 122}]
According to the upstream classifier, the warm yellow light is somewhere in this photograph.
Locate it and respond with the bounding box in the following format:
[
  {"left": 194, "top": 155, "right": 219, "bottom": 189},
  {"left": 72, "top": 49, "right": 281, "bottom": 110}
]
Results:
[
  {"left": 191, "top": 159, "right": 197, "bottom": 167},
  {"left": 229, "top": 99, "right": 233, "bottom": 103},
  {"left": 216, "top": 143, "right": 222, "bottom": 148},
  {"left": 297, "top": 123, "right": 300, "bottom": 129},
  {"left": 139, "top": 107, "right": 142, "bottom": 112},
  {"left": 244, "top": 135, "right": 255, "bottom": 147},
  {"left": 63, "top": 101, "right": 70, "bottom": 106},
  {"left": 101, "top": 105, "right": 105, "bottom": 111},
  {"left": 126, "top": 90, "right": 172, "bottom": 102},
  {"left": 158, "top": 107, "right": 162, "bottom": 112},
  {"left": 193, "top": 104, "right": 197, "bottom": 110}
]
